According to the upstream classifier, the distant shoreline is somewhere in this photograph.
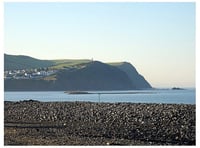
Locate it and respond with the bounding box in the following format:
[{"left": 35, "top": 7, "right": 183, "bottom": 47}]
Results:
[
  {"left": 4, "top": 87, "right": 196, "bottom": 92},
  {"left": 66, "top": 90, "right": 156, "bottom": 95}
]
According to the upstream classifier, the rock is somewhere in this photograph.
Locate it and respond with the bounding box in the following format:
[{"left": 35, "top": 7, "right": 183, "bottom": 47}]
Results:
[{"left": 4, "top": 101, "right": 195, "bottom": 145}]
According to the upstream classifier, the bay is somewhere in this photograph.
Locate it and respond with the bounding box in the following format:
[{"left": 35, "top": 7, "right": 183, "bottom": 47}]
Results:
[{"left": 4, "top": 89, "right": 195, "bottom": 104}]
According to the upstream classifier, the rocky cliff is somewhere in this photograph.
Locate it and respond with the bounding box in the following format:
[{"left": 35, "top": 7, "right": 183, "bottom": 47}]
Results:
[{"left": 4, "top": 54, "right": 152, "bottom": 91}]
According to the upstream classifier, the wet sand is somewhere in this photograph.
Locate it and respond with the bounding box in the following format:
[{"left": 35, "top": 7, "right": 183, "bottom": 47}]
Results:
[{"left": 4, "top": 100, "right": 195, "bottom": 145}]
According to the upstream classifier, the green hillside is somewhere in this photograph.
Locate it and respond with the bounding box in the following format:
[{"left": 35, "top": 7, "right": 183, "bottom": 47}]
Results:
[
  {"left": 49, "top": 59, "right": 91, "bottom": 69},
  {"left": 4, "top": 54, "right": 55, "bottom": 70},
  {"left": 4, "top": 54, "right": 91, "bottom": 70},
  {"left": 4, "top": 54, "right": 152, "bottom": 91},
  {"left": 5, "top": 61, "right": 135, "bottom": 91}
]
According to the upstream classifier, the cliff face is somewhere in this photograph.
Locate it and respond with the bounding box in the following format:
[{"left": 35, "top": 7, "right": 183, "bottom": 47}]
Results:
[{"left": 114, "top": 62, "right": 152, "bottom": 89}]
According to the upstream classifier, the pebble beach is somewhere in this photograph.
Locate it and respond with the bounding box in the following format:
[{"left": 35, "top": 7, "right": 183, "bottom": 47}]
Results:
[{"left": 4, "top": 100, "right": 195, "bottom": 145}]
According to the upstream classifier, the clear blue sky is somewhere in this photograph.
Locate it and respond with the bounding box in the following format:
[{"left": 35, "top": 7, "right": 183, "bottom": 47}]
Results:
[{"left": 4, "top": 2, "right": 195, "bottom": 88}]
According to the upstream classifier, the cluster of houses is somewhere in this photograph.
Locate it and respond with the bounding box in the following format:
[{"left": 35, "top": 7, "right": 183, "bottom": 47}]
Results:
[{"left": 4, "top": 68, "right": 58, "bottom": 80}]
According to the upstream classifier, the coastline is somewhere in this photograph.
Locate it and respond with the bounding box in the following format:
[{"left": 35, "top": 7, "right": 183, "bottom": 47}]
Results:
[{"left": 4, "top": 100, "right": 195, "bottom": 145}]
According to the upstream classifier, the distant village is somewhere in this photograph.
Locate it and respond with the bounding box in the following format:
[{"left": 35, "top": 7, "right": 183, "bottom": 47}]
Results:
[{"left": 4, "top": 68, "right": 58, "bottom": 80}]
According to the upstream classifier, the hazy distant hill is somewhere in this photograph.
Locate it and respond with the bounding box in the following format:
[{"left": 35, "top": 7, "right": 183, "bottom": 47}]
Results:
[
  {"left": 4, "top": 54, "right": 91, "bottom": 70},
  {"left": 4, "top": 54, "right": 54, "bottom": 70},
  {"left": 4, "top": 54, "right": 152, "bottom": 91}
]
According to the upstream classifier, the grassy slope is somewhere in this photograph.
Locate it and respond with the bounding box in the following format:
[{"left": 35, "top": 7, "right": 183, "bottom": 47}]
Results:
[
  {"left": 5, "top": 54, "right": 123, "bottom": 70},
  {"left": 42, "top": 61, "right": 122, "bottom": 81},
  {"left": 4, "top": 54, "right": 152, "bottom": 90},
  {"left": 4, "top": 54, "right": 134, "bottom": 82},
  {"left": 49, "top": 59, "right": 91, "bottom": 69},
  {"left": 4, "top": 54, "right": 91, "bottom": 70},
  {"left": 4, "top": 54, "right": 55, "bottom": 70},
  {"left": 108, "top": 62, "right": 125, "bottom": 66}
]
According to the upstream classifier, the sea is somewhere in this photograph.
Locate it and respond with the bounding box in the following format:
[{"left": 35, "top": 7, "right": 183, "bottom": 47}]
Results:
[{"left": 4, "top": 89, "right": 195, "bottom": 104}]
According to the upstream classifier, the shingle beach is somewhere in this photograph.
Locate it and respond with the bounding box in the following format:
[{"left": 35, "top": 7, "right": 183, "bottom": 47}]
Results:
[{"left": 4, "top": 100, "right": 195, "bottom": 145}]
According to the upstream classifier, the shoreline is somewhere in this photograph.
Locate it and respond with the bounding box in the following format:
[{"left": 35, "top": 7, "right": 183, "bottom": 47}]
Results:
[{"left": 4, "top": 100, "right": 195, "bottom": 145}]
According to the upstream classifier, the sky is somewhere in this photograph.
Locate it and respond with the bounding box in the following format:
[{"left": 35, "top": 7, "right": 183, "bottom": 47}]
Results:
[{"left": 4, "top": 2, "right": 195, "bottom": 88}]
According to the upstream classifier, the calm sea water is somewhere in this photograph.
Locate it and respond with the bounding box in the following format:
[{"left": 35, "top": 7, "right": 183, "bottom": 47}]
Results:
[{"left": 4, "top": 89, "right": 195, "bottom": 104}]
